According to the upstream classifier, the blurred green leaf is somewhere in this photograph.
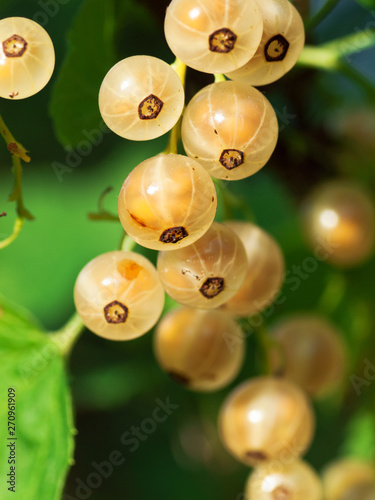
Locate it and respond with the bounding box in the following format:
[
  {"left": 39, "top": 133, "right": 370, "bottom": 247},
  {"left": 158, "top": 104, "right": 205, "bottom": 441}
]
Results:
[
  {"left": 342, "top": 411, "right": 375, "bottom": 460},
  {"left": 49, "top": 0, "right": 117, "bottom": 147},
  {"left": 0, "top": 296, "right": 74, "bottom": 500},
  {"left": 354, "top": 0, "right": 375, "bottom": 9}
]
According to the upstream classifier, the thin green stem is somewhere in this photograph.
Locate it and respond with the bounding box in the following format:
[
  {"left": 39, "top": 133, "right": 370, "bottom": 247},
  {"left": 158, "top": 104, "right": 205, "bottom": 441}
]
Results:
[
  {"left": 317, "top": 272, "right": 347, "bottom": 316},
  {"left": 255, "top": 326, "right": 273, "bottom": 375},
  {"left": 121, "top": 234, "right": 137, "bottom": 252},
  {"left": 164, "top": 58, "right": 187, "bottom": 155},
  {"left": 51, "top": 312, "right": 86, "bottom": 357},
  {"left": 0, "top": 217, "right": 23, "bottom": 250},
  {"left": 0, "top": 113, "right": 30, "bottom": 163},
  {"left": 214, "top": 73, "right": 226, "bottom": 83},
  {"left": 306, "top": 0, "right": 341, "bottom": 31}
]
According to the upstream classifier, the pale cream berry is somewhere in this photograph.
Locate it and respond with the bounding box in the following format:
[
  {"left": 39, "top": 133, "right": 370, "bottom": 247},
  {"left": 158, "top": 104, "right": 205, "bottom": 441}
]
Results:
[
  {"left": 221, "top": 221, "right": 285, "bottom": 316},
  {"left": 302, "top": 182, "right": 375, "bottom": 268},
  {"left": 0, "top": 17, "right": 55, "bottom": 100},
  {"left": 245, "top": 459, "right": 323, "bottom": 500},
  {"left": 322, "top": 459, "right": 375, "bottom": 500},
  {"left": 269, "top": 315, "right": 346, "bottom": 397},
  {"left": 226, "top": 0, "right": 305, "bottom": 86},
  {"left": 154, "top": 307, "right": 245, "bottom": 391},
  {"left": 99, "top": 56, "right": 184, "bottom": 141},
  {"left": 181, "top": 81, "right": 278, "bottom": 180},
  {"left": 157, "top": 222, "right": 248, "bottom": 309},
  {"left": 164, "top": 0, "right": 263, "bottom": 74},
  {"left": 118, "top": 154, "right": 217, "bottom": 251},
  {"left": 74, "top": 251, "right": 164, "bottom": 341},
  {"left": 218, "top": 377, "right": 315, "bottom": 467}
]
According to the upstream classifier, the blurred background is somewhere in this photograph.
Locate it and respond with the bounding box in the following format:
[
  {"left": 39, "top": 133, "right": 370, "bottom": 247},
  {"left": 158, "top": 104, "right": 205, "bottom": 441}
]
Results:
[{"left": 1, "top": 0, "right": 375, "bottom": 498}]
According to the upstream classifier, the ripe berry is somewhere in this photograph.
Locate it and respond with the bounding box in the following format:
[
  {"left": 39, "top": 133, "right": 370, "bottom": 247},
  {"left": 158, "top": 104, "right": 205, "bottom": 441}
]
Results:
[
  {"left": 0, "top": 17, "right": 55, "bottom": 100},
  {"left": 245, "top": 459, "right": 323, "bottom": 500},
  {"left": 164, "top": 0, "right": 263, "bottom": 74},
  {"left": 99, "top": 56, "right": 184, "bottom": 141},
  {"left": 118, "top": 154, "right": 217, "bottom": 251},
  {"left": 218, "top": 376, "right": 315, "bottom": 467},
  {"left": 226, "top": 0, "right": 305, "bottom": 86},
  {"left": 181, "top": 81, "right": 278, "bottom": 180},
  {"left": 302, "top": 182, "right": 375, "bottom": 268},
  {"left": 221, "top": 221, "right": 284, "bottom": 316},
  {"left": 269, "top": 315, "right": 346, "bottom": 397},
  {"left": 323, "top": 459, "right": 375, "bottom": 500},
  {"left": 154, "top": 307, "right": 245, "bottom": 391},
  {"left": 157, "top": 222, "right": 248, "bottom": 309},
  {"left": 74, "top": 251, "right": 164, "bottom": 341}
]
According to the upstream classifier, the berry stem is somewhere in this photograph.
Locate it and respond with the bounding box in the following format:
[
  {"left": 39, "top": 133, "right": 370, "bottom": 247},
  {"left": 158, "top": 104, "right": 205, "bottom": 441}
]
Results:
[
  {"left": 164, "top": 58, "right": 187, "bottom": 155},
  {"left": 121, "top": 234, "right": 137, "bottom": 252},
  {"left": 305, "top": 0, "right": 341, "bottom": 31},
  {"left": 255, "top": 326, "right": 274, "bottom": 375},
  {"left": 51, "top": 312, "right": 86, "bottom": 358},
  {"left": 317, "top": 272, "right": 347, "bottom": 316},
  {"left": 0, "top": 112, "right": 34, "bottom": 250}
]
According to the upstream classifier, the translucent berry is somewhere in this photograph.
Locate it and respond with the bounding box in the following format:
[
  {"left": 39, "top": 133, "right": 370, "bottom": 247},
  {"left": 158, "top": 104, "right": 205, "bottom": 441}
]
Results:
[
  {"left": 157, "top": 222, "right": 248, "bottom": 309},
  {"left": 154, "top": 307, "right": 245, "bottom": 391},
  {"left": 221, "top": 221, "right": 284, "bottom": 316},
  {"left": 0, "top": 17, "right": 55, "bottom": 100},
  {"left": 323, "top": 459, "right": 375, "bottom": 500},
  {"left": 302, "top": 182, "right": 375, "bottom": 268},
  {"left": 218, "top": 377, "right": 315, "bottom": 467},
  {"left": 98, "top": 56, "right": 184, "bottom": 141},
  {"left": 225, "top": 0, "right": 305, "bottom": 86},
  {"left": 164, "top": 0, "right": 263, "bottom": 74},
  {"left": 181, "top": 81, "right": 278, "bottom": 180},
  {"left": 118, "top": 154, "right": 217, "bottom": 251},
  {"left": 74, "top": 251, "right": 164, "bottom": 341},
  {"left": 269, "top": 315, "right": 346, "bottom": 397},
  {"left": 245, "top": 459, "right": 323, "bottom": 500}
]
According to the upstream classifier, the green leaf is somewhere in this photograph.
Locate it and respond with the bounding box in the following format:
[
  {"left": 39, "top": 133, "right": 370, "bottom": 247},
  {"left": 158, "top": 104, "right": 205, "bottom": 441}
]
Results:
[
  {"left": 355, "top": 0, "right": 375, "bottom": 9},
  {"left": 342, "top": 411, "right": 375, "bottom": 461},
  {"left": 0, "top": 297, "right": 74, "bottom": 500},
  {"left": 49, "top": 0, "right": 117, "bottom": 147}
]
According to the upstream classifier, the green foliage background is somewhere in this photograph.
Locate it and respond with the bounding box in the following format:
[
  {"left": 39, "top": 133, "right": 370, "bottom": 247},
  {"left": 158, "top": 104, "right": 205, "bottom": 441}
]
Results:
[{"left": 0, "top": 0, "right": 375, "bottom": 499}]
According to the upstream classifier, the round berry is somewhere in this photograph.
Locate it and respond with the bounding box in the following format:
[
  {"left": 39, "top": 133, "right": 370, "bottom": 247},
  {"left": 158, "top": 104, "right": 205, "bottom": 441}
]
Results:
[
  {"left": 99, "top": 56, "right": 184, "bottom": 141},
  {"left": 245, "top": 459, "right": 323, "bottom": 500},
  {"left": 154, "top": 307, "right": 245, "bottom": 391},
  {"left": 218, "top": 376, "right": 315, "bottom": 467},
  {"left": 226, "top": 0, "right": 305, "bottom": 86},
  {"left": 221, "top": 221, "right": 284, "bottom": 316},
  {"left": 118, "top": 154, "right": 217, "bottom": 251},
  {"left": 323, "top": 459, "right": 375, "bottom": 500},
  {"left": 164, "top": 0, "right": 263, "bottom": 74},
  {"left": 269, "top": 315, "right": 346, "bottom": 397},
  {"left": 302, "top": 182, "right": 375, "bottom": 268},
  {"left": 74, "top": 251, "right": 164, "bottom": 340},
  {"left": 0, "top": 17, "right": 55, "bottom": 100},
  {"left": 181, "top": 82, "right": 278, "bottom": 180},
  {"left": 157, "top": 222, "right": 248, "bottom": 309}
]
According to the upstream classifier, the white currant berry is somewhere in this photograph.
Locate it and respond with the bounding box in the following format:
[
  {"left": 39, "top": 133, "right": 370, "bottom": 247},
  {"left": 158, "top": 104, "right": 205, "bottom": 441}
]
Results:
[
  {"left": 269, "top": 315, "right": 346, "bottom": 397},
  {"left": 181, "top": 81, "right": 278, "bottom": 180},
  {"left": 323, "top": 459, "right": 375, "bottom": 500},
  {"left": 164, "top": 0, "right": 263, "bottom": 74},
  {"left": 74, "top": 251, "right": 164, "bottom": 341},
  {"left": 226, "top": 0, "right": 305, "bottom": 86},
  {"left": 302, "top": 182, "right": 375, "bottom": 268},
  {"left": 118, "top": 154, "right": 217, "bottom": 251},
  {"left": 99, "top": 56, "right": 185, "bottom": 141},
  {"left": 221, "top": 221, "right": 285, "bottom": 316},
  {"left": 0, "top": 17, "right": 55, "bottom": 100},
  {"left": 218, "top": 376, "right": 315, "bottom": 467},
  {"left": 245, "top": 459, "right": 323, "bottom": 500},
  {"left": 154, "top": 307, "right": 245, "bottom": 391},
  {"left": 157, "top": 222, "right": 248, "bottom": 309}
]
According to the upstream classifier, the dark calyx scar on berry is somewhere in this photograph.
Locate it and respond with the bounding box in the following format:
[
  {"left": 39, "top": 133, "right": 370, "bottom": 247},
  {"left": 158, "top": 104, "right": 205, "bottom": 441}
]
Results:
[
  {"left": 138, "top": 94, "right": 164, "bottom": 120},
  {"left": 264, "top": 35, "right": 290, "bottom": 62},
  {"left": 245, "top": 450, "right": 268, "bottom": 462},
  {"left": 2, "top": 34, "right": 28, "bottom": 57},
  {"left": 220, "top": 149, "right": 244, "bottom": 170},
  {"left": 104, "top": 300, "right": 128, "bottom": 324},
  {"left": 160, "top": 226, "right": 188, "bottom": 244},
  {"left": 209, "top": 28, "right": 237, "bottom": 53},
  {"left": 199, "top": 277, "right": 225, "bottom": 298}
]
